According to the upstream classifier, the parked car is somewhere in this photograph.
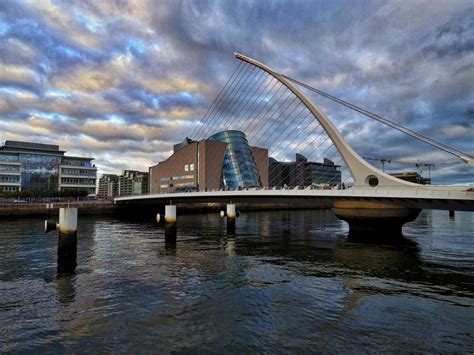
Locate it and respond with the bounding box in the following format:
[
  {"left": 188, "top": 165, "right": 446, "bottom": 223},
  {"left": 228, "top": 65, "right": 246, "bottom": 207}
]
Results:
[{"left": 13, "top": 199, "right": 28, "bottom": 204}]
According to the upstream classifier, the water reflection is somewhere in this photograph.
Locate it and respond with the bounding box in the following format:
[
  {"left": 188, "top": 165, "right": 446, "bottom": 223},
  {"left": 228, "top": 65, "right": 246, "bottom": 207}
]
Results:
[
  {"left": 335, "top": 236, "right": 423, "bottom": 280},
  {"left": 226, "top": 218, "right": 236, "bottom": 235},
  {"left": 0, "top": 210, "right": 473, "bottom": 352},
  {"left": 164, "top": 238, "right": 177, "bottom": 254},
  {"left": 164, "top": 222, "right": 177, "bottom": 242},
  {"left": 57, "top": 233, "right": 77, "bottom": 275},
  {"left": 186, "top": 210, "right": 473, "bottom": 297},
  {"left": 225, "top": 236, "right": 236, "bottom": 257},
  {"left": 56, "top": 274, "right": 76, "bottom": 306}
]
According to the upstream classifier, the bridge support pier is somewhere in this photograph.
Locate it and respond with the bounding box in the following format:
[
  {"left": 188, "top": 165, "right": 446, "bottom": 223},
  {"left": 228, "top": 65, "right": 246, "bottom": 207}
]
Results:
[
  {"left": 164, "top": 205, "right": 177, "bottom": 241},
  {"left": 331, "top": 201, "right": 421, "bottom": 237},
  {"left": 226, "top": 204, "right": 236, "bottom": 234},
  {"left": 227, "top": 218, "right": 236, "bottom": 235},
  {"left": 57, "top": 207, "right": 78, "bottom": 275},
  {"left": 220, "top": 204, "right": 238, "bottom": 234}
]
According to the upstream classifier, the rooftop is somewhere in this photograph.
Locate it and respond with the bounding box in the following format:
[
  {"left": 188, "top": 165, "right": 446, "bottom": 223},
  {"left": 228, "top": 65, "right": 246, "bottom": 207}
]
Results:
[
  {"left": 1, "top": 140, "right": 65, "bottom": 155},
  {"left": 0, "top": 140, "right": 95, "bottom": 161}
]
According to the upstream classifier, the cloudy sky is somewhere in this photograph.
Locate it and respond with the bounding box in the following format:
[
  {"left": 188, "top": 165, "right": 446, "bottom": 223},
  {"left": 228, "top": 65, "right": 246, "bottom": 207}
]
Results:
[{"left": 0, "top": 0, "right": 473, "bottom": 183}]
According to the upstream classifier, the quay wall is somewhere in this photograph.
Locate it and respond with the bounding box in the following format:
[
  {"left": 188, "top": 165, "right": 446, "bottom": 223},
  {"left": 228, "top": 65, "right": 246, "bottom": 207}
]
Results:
[
  {"left": 0, "top": 201, "right": 117, "bottom": 217},
  {"left": 0, "top": 200, "right": 330, "bottom": 218}
]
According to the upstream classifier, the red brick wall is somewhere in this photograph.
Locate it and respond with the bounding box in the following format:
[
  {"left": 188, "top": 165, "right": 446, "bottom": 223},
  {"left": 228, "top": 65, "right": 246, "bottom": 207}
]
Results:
[{"left": 149, "top": 143, "right": 198, "bottom": 193}]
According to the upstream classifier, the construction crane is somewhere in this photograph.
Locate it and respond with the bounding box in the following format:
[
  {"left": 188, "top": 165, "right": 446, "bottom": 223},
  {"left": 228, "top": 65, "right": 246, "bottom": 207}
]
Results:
[
  {"left": 414, "top": 162, "right": 436, "bottom": 179},
  {"left": 363, "top": 157, "right": 436, "bottom": 178},
  {"left": 363, "top": 157, "right": 392, "bottom": 172}
]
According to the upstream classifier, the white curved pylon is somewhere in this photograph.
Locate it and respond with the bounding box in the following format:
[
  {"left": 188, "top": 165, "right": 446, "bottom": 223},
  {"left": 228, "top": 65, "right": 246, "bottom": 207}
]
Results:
[{"left": 235, "top": 52, "right": 420, "bottom": 188}]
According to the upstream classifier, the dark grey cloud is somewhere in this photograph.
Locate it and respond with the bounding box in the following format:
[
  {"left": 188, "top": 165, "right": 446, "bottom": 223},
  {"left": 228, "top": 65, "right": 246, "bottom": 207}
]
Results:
[{"left": 422, "top": 14, "right": 474, "bottom": 58}]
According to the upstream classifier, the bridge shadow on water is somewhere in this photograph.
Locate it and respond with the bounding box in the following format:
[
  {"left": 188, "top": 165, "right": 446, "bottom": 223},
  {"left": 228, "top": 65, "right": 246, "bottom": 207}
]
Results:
[{"left": 109, "top": 208, "right": 473, "bottom": 298}]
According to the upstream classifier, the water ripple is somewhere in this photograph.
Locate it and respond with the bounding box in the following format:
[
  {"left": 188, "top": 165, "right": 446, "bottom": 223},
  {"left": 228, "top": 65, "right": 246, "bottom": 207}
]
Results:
[{"left": 0, "top": 210, "right": 473, "bottom": 352}]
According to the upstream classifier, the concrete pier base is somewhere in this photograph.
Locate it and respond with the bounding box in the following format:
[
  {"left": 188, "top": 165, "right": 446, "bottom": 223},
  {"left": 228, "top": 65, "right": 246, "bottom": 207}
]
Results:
[
  {"left": 226, "top": 204, "right": 236, "bottom": 219},
  {"left": 331, "top": 200, "right": 421, "bottom": 236},
  {"left": 165, "top": 205, "right": 177, "bottom": 223},
  {"left": 58, "top": 207, "right": 78, "bottom": 234},
  {"left": 57, "top": 207, "right": 78, "bottom": 275},
  {"left": 165, "top": 205, "right": 177, "bottom": 241},
  {"left": 226, "top": 204, "right": 236, "bottom": 234}
]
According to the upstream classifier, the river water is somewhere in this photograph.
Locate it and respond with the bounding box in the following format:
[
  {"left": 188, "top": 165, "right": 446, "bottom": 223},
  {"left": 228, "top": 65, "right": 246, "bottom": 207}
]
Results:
[{"left": 0, "top": 209, "right": 473, "bottom": 352}]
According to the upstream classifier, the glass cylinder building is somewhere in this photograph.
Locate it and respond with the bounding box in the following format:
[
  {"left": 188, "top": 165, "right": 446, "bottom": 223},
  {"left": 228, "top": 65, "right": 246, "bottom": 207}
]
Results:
[{"left": 208, "top": 130, "right": 262, "bottom": 189}]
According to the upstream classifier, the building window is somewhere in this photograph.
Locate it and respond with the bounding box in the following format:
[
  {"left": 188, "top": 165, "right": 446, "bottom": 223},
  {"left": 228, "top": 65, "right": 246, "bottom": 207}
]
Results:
[
  {"left": 184, "top": 164, "right": 189, "bottom": 172},
  {"left": 190, "top": 164, "right": 194, "bottom": 171},
  {"left": 174, "top": 182, "right": 194, "bottom": 187},
  {"left": 0, "top": 176, "right": 19, "bottom": 182},
  {"left": 0, "top": 164, "right": 21, "bottom": 172},
  {"left": 173, "top": 175, "right": 194, "bottom": 180},
  {"left": 0, "top": 186, "right": 18, "bottom": 191}
]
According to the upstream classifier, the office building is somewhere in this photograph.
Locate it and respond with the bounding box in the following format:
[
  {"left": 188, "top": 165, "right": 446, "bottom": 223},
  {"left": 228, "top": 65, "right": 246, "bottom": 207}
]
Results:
[
  {"left": 98, "top": 170, "right": 149, "bottom": 198},
  {"left": 118, "top": 170, "right": 149, "bottom": 196},
  {"left": 98, "top": 174, "right": 118, "bottom": 199},
  {"left": 0, "top": 140, "right": 97, "bottom": 194},
  {"left": 390, "top": 171, "right": 431, "bottom": 185},
  {"left": 149, "top": 130, "right": 268, "bottom": 193},
  {"left": 269, "top": 154, "right": 341, "bottom": 187}
]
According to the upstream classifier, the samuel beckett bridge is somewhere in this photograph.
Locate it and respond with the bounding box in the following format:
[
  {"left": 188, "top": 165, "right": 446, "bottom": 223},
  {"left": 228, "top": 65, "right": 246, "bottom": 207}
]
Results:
[{"left": 115, "top": 53, "right": 474, "bottom": 235}]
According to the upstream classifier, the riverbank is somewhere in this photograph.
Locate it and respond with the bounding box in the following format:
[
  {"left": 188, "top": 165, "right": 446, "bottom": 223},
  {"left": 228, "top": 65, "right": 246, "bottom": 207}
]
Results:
[{"left": 0, "top": 201, "right": 116, "bottom": 217}]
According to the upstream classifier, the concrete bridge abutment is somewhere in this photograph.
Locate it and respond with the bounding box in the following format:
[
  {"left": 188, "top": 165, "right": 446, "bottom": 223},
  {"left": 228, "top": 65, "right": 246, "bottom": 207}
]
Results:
[{"left": 331, "top": 200, "right": 421, "bottom": 236}]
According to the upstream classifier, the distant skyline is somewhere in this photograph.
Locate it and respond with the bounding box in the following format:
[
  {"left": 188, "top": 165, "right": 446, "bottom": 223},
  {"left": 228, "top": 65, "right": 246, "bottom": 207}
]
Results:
[{"left": 0, "top": 0, "right": 473, "bottom": 183}]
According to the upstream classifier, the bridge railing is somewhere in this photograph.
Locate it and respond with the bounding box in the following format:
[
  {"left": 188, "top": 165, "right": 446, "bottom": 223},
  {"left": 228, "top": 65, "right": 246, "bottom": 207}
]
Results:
[{"left": 114, "top": 182, "right": 473, "bottom": 202}]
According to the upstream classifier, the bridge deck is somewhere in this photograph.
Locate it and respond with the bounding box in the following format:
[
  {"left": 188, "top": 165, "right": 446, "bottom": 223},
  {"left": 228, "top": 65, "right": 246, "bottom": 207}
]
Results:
[{"left": 114, "top": 187, "right": 474, "bottom": 212}]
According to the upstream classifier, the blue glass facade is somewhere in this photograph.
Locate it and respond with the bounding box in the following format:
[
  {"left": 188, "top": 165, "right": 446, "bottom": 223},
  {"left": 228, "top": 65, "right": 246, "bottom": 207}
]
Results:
[
  {"left": 0, "top": 141, "right": 97, "bottom": 193},
  {"left": 20, "top": 153, "right": 61, "bottom": 190},
  {"left": 208, "top": 130, "right": 262, "bottom": 189}
]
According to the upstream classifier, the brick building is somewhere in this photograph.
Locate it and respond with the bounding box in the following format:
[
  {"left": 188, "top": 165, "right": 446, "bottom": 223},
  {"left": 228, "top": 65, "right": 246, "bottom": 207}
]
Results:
[{"left": 149, "top": 131, "right": 268, "bottom": 193}]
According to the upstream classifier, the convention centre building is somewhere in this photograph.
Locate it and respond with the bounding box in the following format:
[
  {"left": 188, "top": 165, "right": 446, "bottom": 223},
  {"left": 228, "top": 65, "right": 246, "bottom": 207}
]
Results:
[{"left": 149, "top": 130, "right": 268, "bottom": 193}]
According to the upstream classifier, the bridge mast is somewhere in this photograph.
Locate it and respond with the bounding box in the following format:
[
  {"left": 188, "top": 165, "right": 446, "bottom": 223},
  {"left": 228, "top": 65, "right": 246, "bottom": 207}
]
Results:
[{"left": 234, "top": 53, "right": 418, "bottom": 188}]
